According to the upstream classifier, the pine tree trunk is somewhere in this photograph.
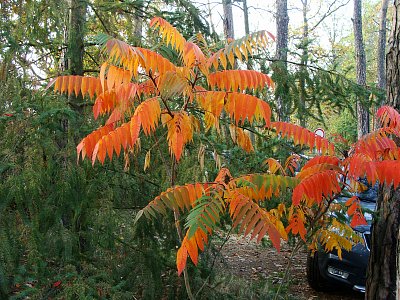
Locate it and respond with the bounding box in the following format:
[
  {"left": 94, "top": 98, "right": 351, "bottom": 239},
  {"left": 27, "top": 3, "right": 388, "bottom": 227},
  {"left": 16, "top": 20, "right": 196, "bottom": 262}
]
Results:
[
  {"left": 222, "top": 0, "right": 234, "bottom": 40},
  {"left": 299, "top": 0, "right": 308, "bottom": 127},
  {"left": 366, "top": 1, "right": 400, "bottom": 299},
  {"left": 275, "top": 0, "right": 289, "bottom": 121},
  {"left": 374, "top": 0, "right": 389, "bottom": 130},
  {"left": 353, "top": 0, "right": 369, "bottom": 139},
  {"left": 378, "top": 0, "right": 390, "bottom": 90},
  {"left": 132, "top": 2, "right": 143, "bottom": 46},
  {"left": 67, "top": 0, "right": 86, "bottom": 113}
]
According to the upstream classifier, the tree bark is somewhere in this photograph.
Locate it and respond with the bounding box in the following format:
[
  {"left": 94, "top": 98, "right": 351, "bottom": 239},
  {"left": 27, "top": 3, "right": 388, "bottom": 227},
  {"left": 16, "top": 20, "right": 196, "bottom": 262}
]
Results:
[
  {"left": 374, "top": 0, "right": 390, "bottom": 130},
  {"left": 275, "top": 0, "right": 289, "bottom": 121},
  {"left": 378, "top": 0, "right": 390, "bottom": 90},
  {"left": 222, "top": 0, "right": 234, "bottom": 40},
  {"left": 366, "top": 1, "right": 400, "bottom": 299},
  {"left": 67, "top": 0, "right": 86, "bottom": 113},
  {"left": 243, "top": 0, "right": 249, "bottom": 36},
  {"left": 298, "top": 0, "right": 309, "bottom": 127},
  {"left": 353, "top": 0, "right": 369, "bottom": 139},
  {"left": 132, "top": 2, "right": 143, "bottom": 46}
]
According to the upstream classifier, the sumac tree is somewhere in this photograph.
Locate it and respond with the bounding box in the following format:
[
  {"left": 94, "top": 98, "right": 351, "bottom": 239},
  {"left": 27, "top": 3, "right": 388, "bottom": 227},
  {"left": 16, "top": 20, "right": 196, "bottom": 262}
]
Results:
[{"left": 50, "top": 18, "right": 400, "bottom": 299}]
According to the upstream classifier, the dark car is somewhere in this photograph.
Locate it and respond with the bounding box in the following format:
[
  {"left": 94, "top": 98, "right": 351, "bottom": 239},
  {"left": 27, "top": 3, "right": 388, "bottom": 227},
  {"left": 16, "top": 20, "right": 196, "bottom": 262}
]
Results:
[{"left": 306, "top": 183, "right": 377, "bottom": 293}]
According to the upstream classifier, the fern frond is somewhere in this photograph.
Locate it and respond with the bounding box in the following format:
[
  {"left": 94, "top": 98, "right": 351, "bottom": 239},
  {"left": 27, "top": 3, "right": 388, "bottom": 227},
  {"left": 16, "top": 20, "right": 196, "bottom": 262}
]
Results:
[
  {"left": 377, "top": 105, "right": 400, "bottom": 129},
  {"left": 272, "top": 122, "right": 335, "bottom": 155},
  {"left": 229, "top": 124, "right": 254, "bottom": 153},
  {"left": 208, "top": 70, "right": 273, "bottom": 92},
  {"left": 150, "top": 17, "right": 186, "bottom": 54},
  {"left": 52, "top": 76, "right": 103, "bottom": 99},
  {"left": 292, "top": 170, "right": 341, "bottom": 205},
  {"left": 225, "top": 93, "right": 271, "bottom": 127}
]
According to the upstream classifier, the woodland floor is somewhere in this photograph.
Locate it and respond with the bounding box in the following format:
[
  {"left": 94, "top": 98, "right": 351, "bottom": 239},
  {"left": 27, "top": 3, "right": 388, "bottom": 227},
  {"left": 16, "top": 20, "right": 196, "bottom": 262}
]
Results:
[{"left": 216, "top": 234, "right": 364, "bottom": 300}]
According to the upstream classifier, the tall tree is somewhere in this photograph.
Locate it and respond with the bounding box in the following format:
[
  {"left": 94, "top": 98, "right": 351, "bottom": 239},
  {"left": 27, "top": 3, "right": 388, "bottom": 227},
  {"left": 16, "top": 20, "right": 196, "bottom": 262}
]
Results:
[
  {"left": 222, "top": 0, "right": 234, "bottom": 39},
  {"left": 374, "top": 0, "right": 390, "bottom": 130},
  {"left": 366, "top": 1, "right": 400, "bottom": 299},
  {"left": 67, "top": 0, "right": 87, "bottom": 112},
  {"left": 275, "top": 0, "right": 289, "bottom": 121},
  {"left": 353, "top": 0, "right": 369, "bottom": 139},
  {"left": 377, "top": 0, "right": 390, "bottom": 90},
  {"left": 298, "top": 0, "right": 309, "bottom": 127}
]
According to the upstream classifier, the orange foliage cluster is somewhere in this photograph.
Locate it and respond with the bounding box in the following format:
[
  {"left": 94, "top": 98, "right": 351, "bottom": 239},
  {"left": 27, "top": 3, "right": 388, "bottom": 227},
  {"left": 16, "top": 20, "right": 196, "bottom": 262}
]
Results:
[{"left": 50, "top": 17, "right": 400, "bottom": 276}]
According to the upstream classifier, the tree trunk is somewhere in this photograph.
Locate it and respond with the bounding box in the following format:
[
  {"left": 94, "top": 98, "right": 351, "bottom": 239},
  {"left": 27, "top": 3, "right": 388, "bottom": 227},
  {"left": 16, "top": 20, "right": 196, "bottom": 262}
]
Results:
[
  {"left": 242, "top": 0, "right": 251, "bottom": 70},
  {"left": 132, "top": 2, "right": 143, "bottom": 46},
  {"left": 222, "top": 0, "right": 234, "bottom": 40},
  {"left": 353, "top": 0, "right": 369, "bottom": 139},
  {"left": 378, "top": 0, "right": 390, "bottom": 90},
  {"left": 275, "top": 0, "right": 289, "bottom": 121},
  {"left": 374, "top": 0, "right": 390, "bottom": 130},
  {"left": 366, "top": 1, "right": 400, "bottom": 299},
  {"left": 298, "top": 0, "right": 309, "bottom": 127},
  {"left": 67, "top": 0, "right": 86, "bottom": 113}
]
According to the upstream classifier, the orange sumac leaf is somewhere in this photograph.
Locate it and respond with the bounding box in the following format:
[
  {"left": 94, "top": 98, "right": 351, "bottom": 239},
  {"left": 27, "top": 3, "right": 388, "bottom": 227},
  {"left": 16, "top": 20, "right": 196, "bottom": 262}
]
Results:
[
  {"left": 52, "top": 76, "right": 103, "bottom": 99},
  {"left": 77, "top": 124, "right": 114, "bottom": 161},
  {"left": 228, "top": 191, "right": 284, "bottom": 250},
  {"left": 208, "top": 70, "right": 273, "bottom": 92},
  {"left": 272, "top": 122, "right": 335, "bottom": 155},
  {"left": 229, "top": 124, "right": 254, "bottom": 153},
  {"left": 162, "top": 111, "right": 193, "bottom": 161},
  {"left": 292, "top": 170, "right": 341, "bottom": 205},
  {"left": 176, "top": 245, "right": 188, "bottom": 276},
  {"left": 376, "top": 105, "right": 400, "bottom": 130},
  {"left": 302, "top": 156, "right": 340, "bottom": 170},
  {"left": 286, "top": 214, "right": 307, "bottom": 241},
  {"left": 150, "top": 17, "right": 186, "bottom": 54},
  {"left": 139, "top": 183, "right": 209, "bottom": 218},
  {"left": 134, "top": 97, "right": 161, "bottom": 135},
  {"left": 225, "top": 93, "right": 271, "bottom": 127}
]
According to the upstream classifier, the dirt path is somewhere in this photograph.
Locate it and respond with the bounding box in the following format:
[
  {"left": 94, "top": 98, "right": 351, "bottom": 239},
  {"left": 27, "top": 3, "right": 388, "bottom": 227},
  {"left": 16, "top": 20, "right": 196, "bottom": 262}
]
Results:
[{"left": 216, "top": 234, "right": 364, "bottom": 300}]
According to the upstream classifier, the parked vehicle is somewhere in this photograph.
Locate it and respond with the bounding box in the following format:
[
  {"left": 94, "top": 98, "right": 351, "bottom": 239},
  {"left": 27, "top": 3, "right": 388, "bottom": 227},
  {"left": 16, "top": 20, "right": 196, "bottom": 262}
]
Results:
[{"left": 306, "top": 183, "right": 377, "bottom": 293}]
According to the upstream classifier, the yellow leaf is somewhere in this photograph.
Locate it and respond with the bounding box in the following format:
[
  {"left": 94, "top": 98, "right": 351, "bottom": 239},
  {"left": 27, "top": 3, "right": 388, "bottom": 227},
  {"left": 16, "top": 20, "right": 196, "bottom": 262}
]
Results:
[{"left": 144, "top": 150, "right": 151, "bottom": 171}]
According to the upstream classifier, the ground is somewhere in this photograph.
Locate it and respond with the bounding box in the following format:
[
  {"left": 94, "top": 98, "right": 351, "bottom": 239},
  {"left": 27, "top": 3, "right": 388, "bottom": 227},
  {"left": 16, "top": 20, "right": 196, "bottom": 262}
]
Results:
[{"left": 215, "top": 233, "right": 364, "bottom": 300}]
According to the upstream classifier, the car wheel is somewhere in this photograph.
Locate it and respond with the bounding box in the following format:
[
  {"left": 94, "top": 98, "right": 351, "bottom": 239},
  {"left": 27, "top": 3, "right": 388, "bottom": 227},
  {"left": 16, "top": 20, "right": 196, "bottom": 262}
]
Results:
[{"left": 306, "top": 251, "right": 330, "bottom": 291}]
